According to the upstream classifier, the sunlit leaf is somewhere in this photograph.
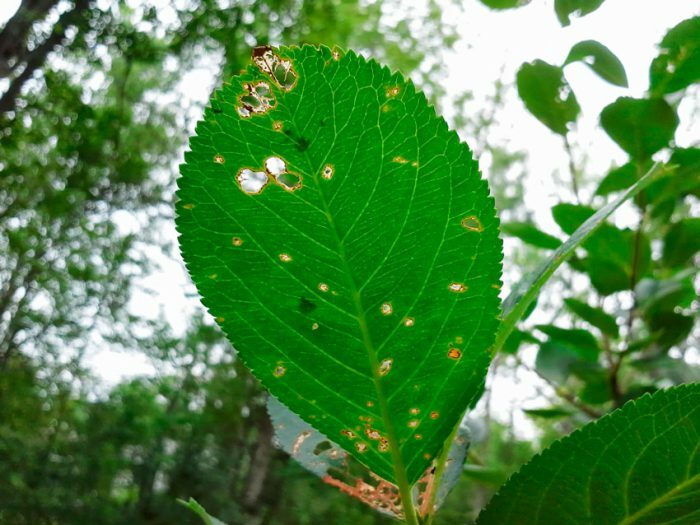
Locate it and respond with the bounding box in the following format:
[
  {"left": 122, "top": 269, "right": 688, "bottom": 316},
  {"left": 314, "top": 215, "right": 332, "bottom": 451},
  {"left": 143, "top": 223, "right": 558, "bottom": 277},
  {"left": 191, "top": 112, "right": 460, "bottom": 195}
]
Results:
[
  {"left": 564, "top": 39, "right": 628, "bottom": 87},
  {"left": 650, "top": 16, "right": 700, "bottom": 95},
  {"left": 600, "top": 97, "right": 678, "bottom": 160},
  {"left": 516, "top": 60, "right": 580, "bottom": 135},
  {"left": 477, "top": 384, "right": 700, "bottom": 524},
  {"left": 554, "top": 0, "right": 605, "bottom": 26},
  {"left": 176, "top": 45, "right": 502, "bottom": 490}
]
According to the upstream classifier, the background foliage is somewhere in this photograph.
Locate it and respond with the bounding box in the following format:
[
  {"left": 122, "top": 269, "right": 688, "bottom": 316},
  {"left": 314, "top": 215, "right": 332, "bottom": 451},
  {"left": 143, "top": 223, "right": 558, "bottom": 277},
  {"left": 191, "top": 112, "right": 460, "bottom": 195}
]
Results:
[{"left": 0, "top": 0, "right": 697, "bottom": 523}]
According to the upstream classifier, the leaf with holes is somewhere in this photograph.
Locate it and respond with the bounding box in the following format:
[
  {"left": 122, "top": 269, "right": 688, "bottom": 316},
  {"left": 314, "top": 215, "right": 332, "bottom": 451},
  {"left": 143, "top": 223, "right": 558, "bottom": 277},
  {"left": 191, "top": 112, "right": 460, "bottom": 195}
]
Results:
[
  {"left": 175, "top": 45, "right": 502, "bottom": 514},
  {"left": 477, "top": 384, "right": 700, "bottom": 524}
]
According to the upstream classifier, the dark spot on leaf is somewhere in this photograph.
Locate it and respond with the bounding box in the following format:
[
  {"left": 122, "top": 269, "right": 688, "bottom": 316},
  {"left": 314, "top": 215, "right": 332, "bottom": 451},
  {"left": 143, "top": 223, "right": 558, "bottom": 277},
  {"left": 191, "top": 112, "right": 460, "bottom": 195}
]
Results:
[
  {"left": 299, "top": 297, "right": 317, "bottom": 313},
  {"left": 313, "top": 440, "right": 333, "bottom": 455}
]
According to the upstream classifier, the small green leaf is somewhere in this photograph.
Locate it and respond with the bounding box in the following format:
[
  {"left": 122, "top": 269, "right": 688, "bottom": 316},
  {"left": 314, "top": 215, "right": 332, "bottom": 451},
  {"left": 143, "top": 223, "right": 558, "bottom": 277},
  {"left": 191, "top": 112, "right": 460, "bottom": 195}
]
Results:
[
  {"left": 500, "top": 221, "right": 562, "bottom": 249},
  {"left": 176, "top": 45, "right": 502, "bottom": 489},
  {"left": 663, "top": 219, "right": 700, "bottom": 267},
  {"left": 535, "top": 326, "right": 599, "bottom": 383},
  {"left": 178, "top": 498, "right": 227, "bottom": 525},
  {"left": 495, "top": 163, "right": 665, "bottom": 353},
  {"left": 479, "top": 0, "right": 531, "bottom": 9},
  {"left": 551, "top": 203, "right": 595, "bottom": 235},
  {"left": 564, "top": 40, "right": 628, "bottom": 87},
  {"left": 501, "top": 329, "right": 539, "bottom": 355},
  {"left": 516, "top": 60, "right": 580, "bottom": 135},
  {"left": 477, "top": 384, "right": 700, "bottom": 524},
  {"left": 595, "top": 162, "right": 639, "bottom": 196},
  {"left": 522, "top": 407, "right": 573, "bottom": 419},
  {"left": 554, "top": 0, "right": 605, "bottom": 26},
  {"left": 600, "top": 97, "right": 679, "bottom": 160},
  {"left": 650, "top": 16, "right": 700, "bottom": 95},
  {"left": 564, "top": 298, "right": 619, "bottom": 338}
]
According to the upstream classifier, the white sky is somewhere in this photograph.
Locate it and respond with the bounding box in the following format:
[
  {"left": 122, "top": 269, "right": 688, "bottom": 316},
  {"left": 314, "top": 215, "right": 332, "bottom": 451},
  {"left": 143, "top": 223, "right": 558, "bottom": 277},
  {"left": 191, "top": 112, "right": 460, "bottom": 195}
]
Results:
[{"left": 1, "top": 0, "right": 698, "bottom": 436}]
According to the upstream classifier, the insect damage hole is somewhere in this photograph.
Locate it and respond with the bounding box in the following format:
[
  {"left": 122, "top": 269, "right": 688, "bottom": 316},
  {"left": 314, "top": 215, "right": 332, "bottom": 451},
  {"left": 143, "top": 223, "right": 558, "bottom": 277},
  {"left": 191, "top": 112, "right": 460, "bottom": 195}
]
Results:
[
  {"left": 378, "top": 358, "right": 393, "bottom": 376},
  {"left": 236, "top": 168, "right": 268, "bottom": 194},
  {"left": 448, "top": 282, "right": 468, "bottom": 293},
  {"left": 237, "top": 81, "right": 276, "bottom": 118},
  {"left": 461, "top": 215, "right": 484, "bottom": 232},
  {"left": 322, "top": 164, "right": 334, "bottom": 180},
  {"left": 264, "top": 156, "right": 302, "bottom": 191},
  {"left": 252, "top": 45, "right": 298, "bottom": 91}
]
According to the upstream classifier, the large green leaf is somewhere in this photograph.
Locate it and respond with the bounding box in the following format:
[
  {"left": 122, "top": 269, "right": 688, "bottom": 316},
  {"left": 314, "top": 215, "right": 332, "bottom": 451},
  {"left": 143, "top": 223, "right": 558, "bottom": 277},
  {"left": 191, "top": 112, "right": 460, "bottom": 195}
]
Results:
[
  {"left": 554, "top": 0, "right": 605, "bottom": 26},
  {"left": 600, "top": 97, "right": 678, "bottom": 160},
  {"left": 564, "top": 40, "right": 628, "bottom": 87},
  {"left": 650, "top": 16, "right": 700, "bottom": 95},
  {"left": 516, "top": 60, "right": 580, "bottom": 136},
  {"left": 477, "top": 384, "right": 700, "bottom": 524},
  {"left": 176, "top": 45, "right": 502, "bottom": 491}
]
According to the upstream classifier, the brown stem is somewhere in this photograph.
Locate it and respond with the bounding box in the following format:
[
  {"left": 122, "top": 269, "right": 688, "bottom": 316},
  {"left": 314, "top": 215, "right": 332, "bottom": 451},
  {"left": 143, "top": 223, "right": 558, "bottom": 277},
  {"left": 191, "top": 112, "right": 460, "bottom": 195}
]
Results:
[{"left": 563, "top": 134, "right": 581, "bottom": 204}]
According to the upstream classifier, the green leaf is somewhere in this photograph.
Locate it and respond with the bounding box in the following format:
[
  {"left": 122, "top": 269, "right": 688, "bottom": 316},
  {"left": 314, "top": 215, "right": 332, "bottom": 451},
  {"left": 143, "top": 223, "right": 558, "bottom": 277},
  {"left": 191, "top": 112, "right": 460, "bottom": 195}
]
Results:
[
  {"left": 522, "top": 407, "right": 573, "bottom": 419},
  {"left": 495, "top": 163, "right": 665, "bottom": 353},
  {"left": 501, "top": 328, "right": 539, "bottom": 355},
  {"left": 551, "top": 203, "right": 595, "bottom": 235},
  {"left": 516, "top": 60, "right": 580, "bottom": 135},
  {"left": 479, "top": 0, "right": 531, "bottom": 9},
  {"left": 595, "top": 162, "right": 639, "bottom": 196},
  {"left": 663, "top": 218, "right": 700, "bottom": 267},
  {"left": 535, "top": 326, "right": 599, "bottom": 383},
  {"left": 178, "top": 498, "right": 227, "bottom": 525},
  {"left": 176, "top": 46, "right": 502, "bottom": 491},
  {"left": 554, "top": 0, "right": 605, "bottom": 26},
  {"left": 500, "top": 221, "right": 562, "bottom": 250},
  {"left": 564, "top": 40, "right": 628, "bottom": 87},
  {"left": 650, "top": 16, "right": 700, "bottom": 95},
  {"left": 563, "top": 298, "right": 619, "bottom": 338},
  {"left": 600, "top": 97, "right": 679, "bottom": 160},
  {"left": 477, "top": 384, "right": 700, "bottom": 524}
]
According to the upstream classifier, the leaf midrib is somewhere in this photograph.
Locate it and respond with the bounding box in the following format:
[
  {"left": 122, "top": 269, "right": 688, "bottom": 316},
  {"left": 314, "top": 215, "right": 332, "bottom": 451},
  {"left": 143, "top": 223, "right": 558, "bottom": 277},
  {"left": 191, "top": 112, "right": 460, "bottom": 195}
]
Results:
[{"left": 278, "top": 64, "right": 412, "bottom": 486}]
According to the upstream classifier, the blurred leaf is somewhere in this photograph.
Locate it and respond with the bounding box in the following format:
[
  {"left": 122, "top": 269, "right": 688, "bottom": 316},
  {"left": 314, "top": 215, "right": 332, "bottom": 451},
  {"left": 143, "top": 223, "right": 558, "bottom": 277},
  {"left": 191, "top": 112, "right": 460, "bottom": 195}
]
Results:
[
  {"left": 178, "top": 498, "right": 227, "bottom": 525},
  {"left": 516, "top": 60, "right": 580, "bottom": 135},
  {"left": 636, "top": 272, "right": 697, "bottom": 317},
  {"left": 600, "top": 97, "right": 678, "bottom": 160},
  {"left": 496, "top": 164, "right": 665, "bottom": 353},
  {"left": 579, "top": 257, "right": 631, "bottom": 296},
  {"left": 479, "top": 0, "right": 531, "bottom": 9},
  {"left": 564, "top": 298, "right": 619, "bottom": 338},
  {"left": 522, "top": 407, "right": 572, "bottom": 419},
  {"left": 501, "top": 222, "right": 562, "bottom": 249},
  {"left": 501, "top": 329, "right": 539, "bottom": 355},
  {"left": 551, "top": 203, "right": 595, "bottom": 235},
  {"left": 663, "top": 218, "right": 700, "bottom": 267},
  {"left": 535, "top": 326, "right": 599, "bottom": 383},
  {"left": 650, "top": 16, "right": 700, "bottom": 95},
  {"left": 595, "top": 162, "right": 639, "bottom": 196},
  {"left": 646, "top": 148, "right": 700, "bottom": 217},
  {"left": 648, "top": 312, "right": 695, "bottom": 351},
  {"left": 176, "top": 45, "right": 503, "bottom": 488},
  {"left": 477, "top": 385, "right": 700, "bottom": 524},
  {"left": 554, "top": 0, "right": 605, "bottom": 26},
  {"left": 268, "top": 396, "right": 347, "bottom": 478},
  {"left": 564, "top": 39, "right": 628, "bottom": 87},
  {"left": 462, "top": 464, "right": 509, "bottom": 486},
  {"left": 630, "top": 355, "right": 700, "bottom": 384}
]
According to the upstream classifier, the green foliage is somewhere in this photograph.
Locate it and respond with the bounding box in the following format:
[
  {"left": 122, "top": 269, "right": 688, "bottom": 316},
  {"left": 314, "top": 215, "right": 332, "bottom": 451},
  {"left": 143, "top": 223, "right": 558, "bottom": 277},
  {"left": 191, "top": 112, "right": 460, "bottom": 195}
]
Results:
[
  {"left": 563, "top": 298, "right": 619, "bottom": 338},
  {"left": 600, "top": 97, "right": 679, "bottom": 160},
  {"left": 564, "top": 40, "right": 628, "bottom": 87},
  {"left": 477, "top": 385, "right": 700, "bottom": 524},
  {"left": 500, "top": 222, "right": 562, "bottom": 250},
  {"left": 516, "top": 60, "right": 580, "bottom": 135},
  {"left": 554, "top": 0, "right": 605, "bottom": 26},
  {"left": 176, "top": 45, "right": 502, "bottom": 495},
  {"left": 478, "top": 0, "right": 531, "bottom": 10},
  {"left": 650, "top": 16, "right": 700, "bottom": 95}
]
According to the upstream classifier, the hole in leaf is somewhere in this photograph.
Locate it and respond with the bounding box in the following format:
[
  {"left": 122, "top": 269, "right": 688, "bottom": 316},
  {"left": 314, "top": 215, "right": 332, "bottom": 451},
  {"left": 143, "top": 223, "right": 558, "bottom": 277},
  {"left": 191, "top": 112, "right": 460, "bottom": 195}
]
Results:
[
  {"left": 273, "top": 365, "right": 287, "bottom": 377},
  {"left": 236, "top": 168, "right": 268, "bottom": 194},
  {"left": 355, "top": 442, "right": 368, "bottom": 453},
  {"left": 237, "top": 81, "right": 276, "bottom": 118},
  {"left": 274, "top": 171, "right": 302, "bottom": 191},
  {"left": 213, "top": 154, "right": 225, "bottom": 164},
  {"left": 322, "top": 164, "right": 334, "bottom": 180},
  {"left": 403, "top": 317, "right": 415, "bottom": 327},
  {"left": 313, "top": 440, "right": 333, "bottom": 456},
  {"left": 378, "top": 358, "right": 393, "bottom": 376},
  {"left": 265, "top": 156, "right": 287, "bottom": 176},
  {"left": 381, "top": 302, "right": 393, "bottom": 315},
  {"left": 448, "top": 282, "right": 467, "bottom": 293},
  {"left": 279, "top": 253, "right": 292, "bottom": 263},
  {"left": 292, "top": 431, "right": 311, "bottom": 455},
  {"left": 252, "top": 45, "right": 298, "bottom": 91}
]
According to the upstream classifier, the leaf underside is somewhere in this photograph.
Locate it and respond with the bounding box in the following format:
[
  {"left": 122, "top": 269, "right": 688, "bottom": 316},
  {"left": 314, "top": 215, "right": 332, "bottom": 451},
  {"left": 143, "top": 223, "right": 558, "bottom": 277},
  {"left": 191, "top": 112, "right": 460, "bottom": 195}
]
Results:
[
  {"left": 176, "top": 45, "right": 502, "bottom": 485},
  {"left": 477, "top": 384, "right": 700, "bottom": 524}
]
